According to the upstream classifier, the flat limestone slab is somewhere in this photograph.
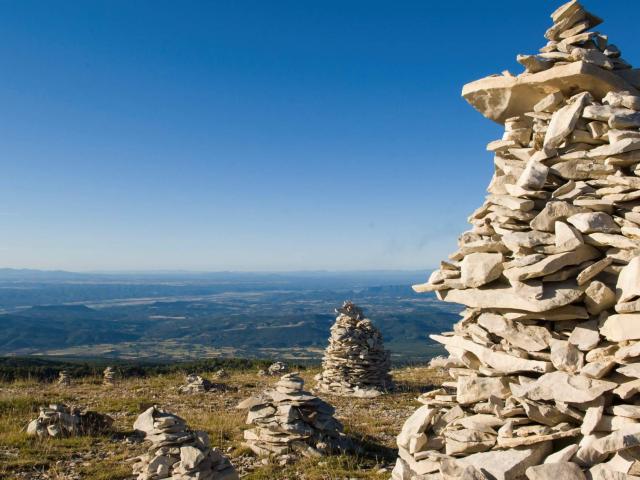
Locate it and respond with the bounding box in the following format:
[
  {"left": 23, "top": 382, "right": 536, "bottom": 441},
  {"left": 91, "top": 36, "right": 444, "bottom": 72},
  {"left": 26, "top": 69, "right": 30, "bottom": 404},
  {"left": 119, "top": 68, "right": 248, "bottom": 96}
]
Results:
[
  {"left": 437, "top": 280, "right": 583, "bottom": 313},
  {"left": 462, "top": 62, "right": 640, "bottom": 124}
]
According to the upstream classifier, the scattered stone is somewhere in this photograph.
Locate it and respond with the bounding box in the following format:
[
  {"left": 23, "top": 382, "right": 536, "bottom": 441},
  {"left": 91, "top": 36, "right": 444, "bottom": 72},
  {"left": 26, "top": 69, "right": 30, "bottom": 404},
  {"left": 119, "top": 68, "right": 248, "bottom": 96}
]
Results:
[{"left": 26, "top": 404, "right": 113, "bottom": 438}]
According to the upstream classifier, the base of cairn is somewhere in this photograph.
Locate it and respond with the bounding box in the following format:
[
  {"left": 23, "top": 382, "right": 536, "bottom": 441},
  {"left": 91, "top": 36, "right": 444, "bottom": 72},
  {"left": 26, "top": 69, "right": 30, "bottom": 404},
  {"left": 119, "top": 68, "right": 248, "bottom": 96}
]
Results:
[
  {"left": 237, "top": 373, "right": 349, "bottom": 458},
  {"left": 314, "top": 377, "right": 390, "bottom": 398},
  {"left": 131, "top": 407, "right": 238, "bottom": 480}
]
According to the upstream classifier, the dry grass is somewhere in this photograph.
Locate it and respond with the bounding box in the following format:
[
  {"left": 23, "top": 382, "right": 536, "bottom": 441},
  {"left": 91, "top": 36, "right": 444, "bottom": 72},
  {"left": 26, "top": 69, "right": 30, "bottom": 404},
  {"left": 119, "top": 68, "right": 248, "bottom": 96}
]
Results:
[{"left": 0, "top": 366, "right": 447, "bottom": 479}]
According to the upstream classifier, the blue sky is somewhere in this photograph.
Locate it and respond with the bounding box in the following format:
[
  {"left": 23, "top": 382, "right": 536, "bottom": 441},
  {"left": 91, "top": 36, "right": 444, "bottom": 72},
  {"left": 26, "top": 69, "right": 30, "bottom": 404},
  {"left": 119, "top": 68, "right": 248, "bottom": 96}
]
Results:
[{"left": 0, "top": 0, "right": 636, "bottom": 271}]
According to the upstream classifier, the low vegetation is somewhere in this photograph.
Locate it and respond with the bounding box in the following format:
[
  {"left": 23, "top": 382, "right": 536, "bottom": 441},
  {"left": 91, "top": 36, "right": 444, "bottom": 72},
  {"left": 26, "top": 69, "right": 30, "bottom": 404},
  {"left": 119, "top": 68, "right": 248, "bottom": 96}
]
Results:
[{"left": 0, "top": 364, "right": 447, "bottom": 479}]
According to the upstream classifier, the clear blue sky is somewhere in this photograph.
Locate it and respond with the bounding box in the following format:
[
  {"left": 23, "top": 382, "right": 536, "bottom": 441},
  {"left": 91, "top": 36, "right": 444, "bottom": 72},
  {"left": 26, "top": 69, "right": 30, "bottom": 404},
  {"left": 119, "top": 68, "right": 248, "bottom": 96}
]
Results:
[{"left": 0, "top": 0, "right": 636, "bottom": 271}]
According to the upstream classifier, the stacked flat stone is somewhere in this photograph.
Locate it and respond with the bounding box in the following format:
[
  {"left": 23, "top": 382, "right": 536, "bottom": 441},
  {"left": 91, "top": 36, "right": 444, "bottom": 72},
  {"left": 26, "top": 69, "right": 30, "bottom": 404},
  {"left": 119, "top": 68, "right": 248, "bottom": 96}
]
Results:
[
  {"left": 57, "top": 370, "right": 71, "bottom": 386},
  {"left": 237, "top": 373, "right": 347, "bottom": 457},
  {"left": 267, "top": 361, "right": 288, "bottom": 376},
  {"left": 178, "top": 374, "right": 225, "bottom": 394},
  {"left": 131, "top": 407, "right": 238, "bottom": 480},
  {"left": 26, "top": 404, "right": 113, "bottom": 438},
  {"left": 103, "top": 366, "right": 116, "bottom": 386},
  {"left": 393, "top": 2, "right": 640, "bottom": 479},
  {"left": 315, "top": 301, "right": 393, "bottom": 398}
]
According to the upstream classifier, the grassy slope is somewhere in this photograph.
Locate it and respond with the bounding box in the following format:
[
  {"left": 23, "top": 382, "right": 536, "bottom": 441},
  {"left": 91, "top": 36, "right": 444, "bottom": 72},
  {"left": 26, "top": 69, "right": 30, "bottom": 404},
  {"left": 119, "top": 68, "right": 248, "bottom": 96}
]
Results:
[{"left": 0, "top": 366, "right": 447, "bottom": 480}]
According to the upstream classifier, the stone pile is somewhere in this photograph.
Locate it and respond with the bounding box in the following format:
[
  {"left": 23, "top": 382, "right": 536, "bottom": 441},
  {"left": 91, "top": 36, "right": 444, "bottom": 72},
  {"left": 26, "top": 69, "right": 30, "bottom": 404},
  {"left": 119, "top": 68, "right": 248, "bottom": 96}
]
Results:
[
  {"left": 267, "top": 361, "right": 288, "bottom": 376},
  {"left": 393, "top": 2, "right": 640, "bottom": 479},
  {"left": 57, "top": 370, "right": 71, "bottom": 386},
  {"left": 131, "top": 406, "right": 238, "bottom": 480},
  {"left": 237, "top": 373, "right": 348, "bottom": 457},
  {"left": 178, "top": 374, "right": 225, "bottom": 394},
  {"left": 103, "top": 366, "right": 116, "bottom": 386},
  {"left": 213, "top": 368, "right": 229, "bottom": 379},
  {"left": 26, "top": 404, "right": 113, "bottom": 438},
  {"left": 315, "top": 301, "right": 393, "bottom": 398}
]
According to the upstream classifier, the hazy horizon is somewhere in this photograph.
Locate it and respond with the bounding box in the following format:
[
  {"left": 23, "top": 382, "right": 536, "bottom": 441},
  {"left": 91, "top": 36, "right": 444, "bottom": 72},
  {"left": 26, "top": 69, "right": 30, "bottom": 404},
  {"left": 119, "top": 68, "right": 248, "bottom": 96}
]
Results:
[{"left": 0, "top": 266, "right": 433, "bottom": 274}]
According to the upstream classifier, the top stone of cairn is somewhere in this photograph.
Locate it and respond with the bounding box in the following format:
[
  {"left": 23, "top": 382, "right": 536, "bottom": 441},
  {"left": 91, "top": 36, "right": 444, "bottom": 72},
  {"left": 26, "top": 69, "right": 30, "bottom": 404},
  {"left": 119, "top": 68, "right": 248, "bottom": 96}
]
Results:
[{"left": 462, "top": 0, "right": 640, "bottom": 123}]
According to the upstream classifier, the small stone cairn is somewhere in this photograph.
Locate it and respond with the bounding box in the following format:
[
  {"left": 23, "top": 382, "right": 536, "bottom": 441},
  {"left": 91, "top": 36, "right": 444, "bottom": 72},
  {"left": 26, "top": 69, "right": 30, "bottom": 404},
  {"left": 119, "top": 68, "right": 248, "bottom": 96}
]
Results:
[
  {"left": 213, "top": 368, "right": 229, "bottom": 380},
  {"left": 131, "top": 406, "right": 238, "bottom": 480},
  {"left": 237, "top": 373, "right": 347, "bottom": 457},
  {"left": 315, "top": 301, "right": 393, "bottom": 398},
  {"left": 267, "top": 361, "right": 288, "bottom": 376},
  {"left": 393, "top": 1, "right": 640, "bottom": 479},
  {"left": 178, "top": 374, "right": 225, "bottom": 394},
  {"left": 103, "top": 366, "right": 116, "bottom": 386},
  {"left": 26, "top": 404, "right": 113, "bottom": 438},
  {"left": 57, "top": 370, "right": 71, "bottom": 386}
]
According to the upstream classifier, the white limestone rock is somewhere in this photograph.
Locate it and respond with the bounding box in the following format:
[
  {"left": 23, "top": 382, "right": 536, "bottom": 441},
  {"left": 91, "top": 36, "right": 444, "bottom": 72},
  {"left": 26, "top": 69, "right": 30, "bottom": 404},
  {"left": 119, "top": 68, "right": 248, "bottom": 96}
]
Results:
[
  {"left": 461, "top": 252, "right": 504, "bottom": 288},
  {"left": 600, "top": 314, "right": 640, "bottom": 342},
  {"left": 617, "top": 257, "right": 640, "bottom": 304},
  {"left": 510, "top": 371, "right": 617, "bottom": 403},
  {"left": 525, "top": 462, "right": 586, "bottom": 480},
  {"left": 544, "top": 92, "right": 592, "bottom": 150}
]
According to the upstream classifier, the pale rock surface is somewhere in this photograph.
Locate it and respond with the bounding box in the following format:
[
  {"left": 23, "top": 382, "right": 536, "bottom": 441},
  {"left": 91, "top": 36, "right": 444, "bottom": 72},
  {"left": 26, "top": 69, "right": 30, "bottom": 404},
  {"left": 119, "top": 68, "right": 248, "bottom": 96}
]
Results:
[
  {"left": 461, "top": 253, "right": 504, "bottom": 288},
  {"left": 544, "top": 92, "right": 592, "bottom": 149},
  {"left": 567, "top": 212, "right": 620, "bottom": 234},
  {"left": 555, "top": 221, "right": 584, "bottom": 251},
  {"left": 526, "top": 462, "right": 586, "bottom": 480},
  {"left": 600, "top": 314, "right": 640, "bottom": 342},
  {"left": 617, "top": 256, "right": 640, "bottom": 304}
]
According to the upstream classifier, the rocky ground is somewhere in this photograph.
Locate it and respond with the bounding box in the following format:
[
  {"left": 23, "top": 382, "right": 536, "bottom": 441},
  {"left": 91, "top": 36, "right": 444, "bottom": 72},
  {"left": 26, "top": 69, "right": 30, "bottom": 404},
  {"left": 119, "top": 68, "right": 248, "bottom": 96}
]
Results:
[{"left": 0, "top": 365, "right": 447, "bottom": 480}]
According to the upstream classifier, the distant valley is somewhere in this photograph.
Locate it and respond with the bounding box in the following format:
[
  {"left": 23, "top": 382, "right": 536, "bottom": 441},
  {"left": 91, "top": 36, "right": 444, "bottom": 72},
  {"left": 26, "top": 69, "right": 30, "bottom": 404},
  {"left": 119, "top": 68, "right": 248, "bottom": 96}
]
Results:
[{"left": 0, "top": 270, "right": 459, "bottom": 363}]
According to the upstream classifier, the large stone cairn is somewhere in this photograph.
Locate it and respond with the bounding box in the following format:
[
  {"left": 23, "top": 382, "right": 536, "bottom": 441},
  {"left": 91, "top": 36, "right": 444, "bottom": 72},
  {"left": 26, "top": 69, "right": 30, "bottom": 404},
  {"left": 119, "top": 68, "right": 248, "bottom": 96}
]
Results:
[
  {"left": 103, "top": 366, "right": 116, "bottom": 386},
  {"left": 393, "top": 2, "right": 640, "bottom": 479},
  {"left": 315, "top": 301, "right": 393, "bottom": 397},
  {"left": 131, "top": 406, "right": 238, "bottom": 480},
  {"left": 237, "top": 373, "right": 347, "bottom": 457},
  {"left": 26, "top": 404, "right": 113, "bottom": 438},
  {"left": 57, "top": 369, "right": 71, "bottom": 386}
]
